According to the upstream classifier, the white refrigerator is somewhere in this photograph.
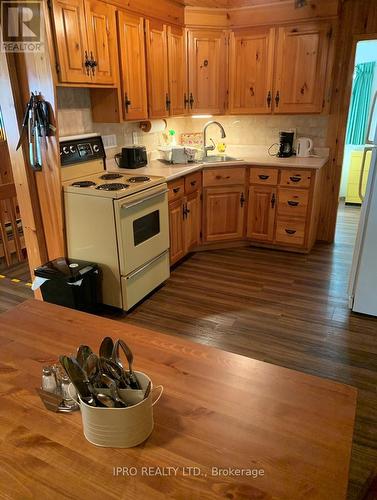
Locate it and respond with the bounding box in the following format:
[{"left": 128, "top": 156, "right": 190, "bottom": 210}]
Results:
[{"left": 349, "top": 92, "right": 377, "bottom": 316}]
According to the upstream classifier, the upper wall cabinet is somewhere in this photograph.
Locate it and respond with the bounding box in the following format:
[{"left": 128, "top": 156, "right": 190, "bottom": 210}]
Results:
[
  {"left": 187, "top": 29, "right": 228, "bottom": 115},
  {"left": 51, "top": 0, "right": 117, "bottom": 85},
  {"left": 228, "top": 27, "right": 275, "bottom": 114},
  {"left": 145, "top": 20, "right": 170, "bottom": 119},
  {"left": 273, "top": 22, "right": 332, "bottom": 114},
  {"left": 167, "top": 26, "right": 188, "bottom": 116},
  {"left": 117, "top": 11, "right": 148, "bottom": 120}
]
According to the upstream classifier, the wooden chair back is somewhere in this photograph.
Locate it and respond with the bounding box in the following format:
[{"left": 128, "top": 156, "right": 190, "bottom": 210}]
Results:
[{"left": 0, "top": 182, "right": 25, "bottom": 266}]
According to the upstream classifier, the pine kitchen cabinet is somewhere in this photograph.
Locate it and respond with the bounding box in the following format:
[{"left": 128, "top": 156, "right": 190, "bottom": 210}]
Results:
[
  {"left": 187, "top": 29, "right": 228, "bottom": 115},
  {"left": 202, "top": 167, "right": 246, "bottom": 243},
  {"left": 167, "top": 26, "right": 188, "bottom": 116},
  {"left": 228, "top": 27, "right": 275, "bottom": 114},
  {"left": 247, "top": 185, "right": 276, "bottom": 242},
  {"left": 117, "top": 11, "right": 148, "bottom": 120},
  {"left": 51, "top": 0, "right": 117, "bottom": 85},
  {"left": 273, "top": 21, "right": 332, "bottom": 114},
  {"left": 168, "top": 172, "right": 202, "bottom": 265}
]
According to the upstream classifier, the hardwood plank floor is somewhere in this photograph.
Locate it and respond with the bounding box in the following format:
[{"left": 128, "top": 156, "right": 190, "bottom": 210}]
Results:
[{"left": 1, "top": 205, "right": 377, "bottom": 498}]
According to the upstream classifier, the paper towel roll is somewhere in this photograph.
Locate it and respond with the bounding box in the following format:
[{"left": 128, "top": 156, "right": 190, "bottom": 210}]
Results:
[{"left": 140, "top": 119, "right": 167, "bottom": 133}]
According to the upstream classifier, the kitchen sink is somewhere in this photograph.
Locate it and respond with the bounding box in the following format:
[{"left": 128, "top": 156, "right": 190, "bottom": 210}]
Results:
[{"left": 201, "top": 155, "right": 243, "bottom": 163}]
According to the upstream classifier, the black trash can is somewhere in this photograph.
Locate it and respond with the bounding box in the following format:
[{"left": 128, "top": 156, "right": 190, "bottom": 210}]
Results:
[{"left": 34, "top": 257, "right": 100, "bottom": 312}]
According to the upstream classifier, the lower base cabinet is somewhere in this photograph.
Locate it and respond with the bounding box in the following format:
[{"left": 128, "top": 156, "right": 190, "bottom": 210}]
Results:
[
  {"left": 203, "top": 185, "right": 246, "bottom": 243},
  {"left": 168, "top": 175, "right": 202, "bottom": 265},
  {"left": 247, "top": 185, "right": 276, "bottom": 242}
]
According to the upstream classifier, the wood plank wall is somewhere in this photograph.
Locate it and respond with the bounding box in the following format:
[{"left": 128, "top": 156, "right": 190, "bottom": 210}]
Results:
[{"left": 319, "top": 0, "right": 377, "bottom": 242}]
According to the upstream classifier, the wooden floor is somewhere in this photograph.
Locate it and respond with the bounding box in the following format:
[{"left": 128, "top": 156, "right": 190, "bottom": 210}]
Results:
[{"left": 1, "top": 204, "right": 377, "bottom": 498}]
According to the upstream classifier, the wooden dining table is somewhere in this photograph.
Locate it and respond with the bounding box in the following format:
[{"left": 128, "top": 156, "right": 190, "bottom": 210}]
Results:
[{"left": 0, "top": 299, "right": 357, "bottom": 499}]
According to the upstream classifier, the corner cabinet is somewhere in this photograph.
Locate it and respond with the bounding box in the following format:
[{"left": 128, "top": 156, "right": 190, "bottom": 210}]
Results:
[
  {"left": 273, "top": 22, "right": 332, "bottom": 114},
  {"left": 187, "top": 29, "right": 228, "bottom": 115},
  {"left": 117, "top": 11, "right": 148, "bottom": 120},
  {"left": 51, "top": 0, "right": 117, "bottom": 85},
  {"left": 229, "top": 27, "right": 275, "bottom": 114}
]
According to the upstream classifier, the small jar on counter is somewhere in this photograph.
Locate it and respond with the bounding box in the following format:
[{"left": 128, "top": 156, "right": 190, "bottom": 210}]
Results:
[{"left": 41, "top": 367, "right": 57, "bottom": 393}]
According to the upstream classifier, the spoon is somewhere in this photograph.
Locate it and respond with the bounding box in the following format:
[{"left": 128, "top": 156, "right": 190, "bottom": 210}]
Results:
[
  {"left": 112, "top": 339, "right": 141, "bottom": 389},
  {"left": 59, "top": 355, "right": 97, "bottom": 406},
  {"left": 100, "top": 373, "right": 127, "bottom": 408},
  {"left": 76, "top": 345, "right": 93, "bottom": 368},
  {"left": 84, "top": 352, "right": 98, "bottom": 380},
  {"left": 96, "top": 393, "right": 115, "bottom": 408},
  {"left": 99, "top": 337, "right": 114, "bottom": 359}
]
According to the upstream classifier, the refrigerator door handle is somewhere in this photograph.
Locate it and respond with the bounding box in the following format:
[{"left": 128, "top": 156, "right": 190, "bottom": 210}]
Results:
[{"left": 358, "top": 147, "right": 375, "bottom": 202}]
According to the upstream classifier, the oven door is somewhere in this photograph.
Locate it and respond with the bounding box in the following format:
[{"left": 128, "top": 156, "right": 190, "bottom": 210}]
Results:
[{"left": 114, "top": 184, "right": 169, "bottom": 276}]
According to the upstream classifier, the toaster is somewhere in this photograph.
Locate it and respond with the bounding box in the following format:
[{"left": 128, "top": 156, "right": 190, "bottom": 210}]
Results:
[{"left": 114, "top": 146, "right": 148, "bottom": 169}]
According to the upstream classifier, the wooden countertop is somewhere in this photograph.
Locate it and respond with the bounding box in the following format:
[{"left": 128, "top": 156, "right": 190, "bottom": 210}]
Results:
[{"left": 0, "top": 300, "right": 356, "bottom": 499}]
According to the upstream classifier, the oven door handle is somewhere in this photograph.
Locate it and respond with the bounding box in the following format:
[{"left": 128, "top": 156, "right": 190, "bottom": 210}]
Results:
[
  {"left": 126, "top": 252, "right": 166, "bottom": 280},
  {"left": 120, "top": 188, "right": 168, "bottom": 210}
]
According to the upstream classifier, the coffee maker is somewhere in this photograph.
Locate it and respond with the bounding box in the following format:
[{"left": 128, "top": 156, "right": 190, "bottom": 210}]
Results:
[{"left": 277, "top": 131, "right": 294, "bottom": 158}]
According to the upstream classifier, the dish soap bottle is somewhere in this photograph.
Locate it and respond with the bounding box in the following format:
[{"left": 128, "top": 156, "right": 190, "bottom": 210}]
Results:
[{"left": 169, "top": 129, "right": 177, "bottom": 146}]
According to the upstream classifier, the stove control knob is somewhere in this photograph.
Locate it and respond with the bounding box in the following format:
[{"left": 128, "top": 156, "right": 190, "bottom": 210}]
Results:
[
  {"left": 69, "top": 146, "right": 76, "bottom": 153},
  {"left": 93, "top": 144, "right": 100, "bottom": 153},
  {"left": 63, "top": 146, "right": 69, "bottom": 155}
]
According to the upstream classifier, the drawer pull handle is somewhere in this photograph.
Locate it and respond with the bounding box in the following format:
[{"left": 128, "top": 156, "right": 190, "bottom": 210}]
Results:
[
  {"left": 215, "top": 175, "right": 230, "bottom": 180},
  {"left": 259, "top": 174, "right": 269, "bottom": 180},
  {"left": 190, "top": 180, "right": 197, "bottom": 186},
  {"left": 173, "top": 187, "right": 180, "bottom": 194},
  {"left": 288, "top": 200, "right": 299, "bottom": 207},
  {"left": 289, "top": 175, "right": 301, "bottom": 183},
  {"left": 285, "top": 229, "right": 297, "bottom": 235}
]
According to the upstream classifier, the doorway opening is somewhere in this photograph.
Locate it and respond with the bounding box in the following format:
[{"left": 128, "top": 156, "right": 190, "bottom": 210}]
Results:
[
  {"left": 338, "top": 38, "right": 377, "bottom": 316},
  {"left": 0, "top": 105, "right": 30, "bottom": 282}
]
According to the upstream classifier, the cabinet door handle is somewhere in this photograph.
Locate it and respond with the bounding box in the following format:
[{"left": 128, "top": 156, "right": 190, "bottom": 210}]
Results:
[
  {"left": 125, "top": 93, "right": 132, "bottom": 113},
  {"left": 173, "top": 187, "right": 180, "bottom": 194},
  {"left": 90, "top": 51, "right": 97, "bottom": 76},
  {"left": 240, "top": 192, "right": 245, "bottom": 208},
  {"left": 166, "top": 93, "right": 171, "bottom": 111},
  {"left": 189, "top": 93, "right": 194, "bottom": 109},
  {"left": 84, "top": 51, "right": 90, "bottom": 75},
  {"left": 289, "top": 175, "right": 301, "bottom": 183},
  {"left": 190, "top": 180, "right": 197, "bottom": 187},
  {"left": 267, "top": 91, "right": 272, "bottom": 108},
  {"left": 184, "top": 93, "right": 189, "bottom": 109},
  {"left": 287, "top": 200, "right": 299, "bottom": 206},
  {"left": 275, "top": 90, "right": 280, "bottom": 108},
  {"left": 271, "top": 193, "right": 276, "bottom": 208},
  {"left": 259, "top": 174, "right": 269, "bottom": 180},
  {"left": 285, "top": 229, "right": 296, "bottom": 235}
]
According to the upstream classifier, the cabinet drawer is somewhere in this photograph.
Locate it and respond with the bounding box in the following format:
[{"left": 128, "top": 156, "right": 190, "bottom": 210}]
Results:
[
  {"left": 250, "top": 168, "right": 278, "bottom": 185},
  {"left": 280, "top": 170, "right": 312, "bottom": 188},
  {"left": 168, "top": 178, "right": 185, "bottom": 202},
  {"left": 275, "top": 217, "right": 306, "bottom": 246},
  {"left": 185, "top": 171, "right": 202, "bottom": 194},
  {"left": 203, "top": 167, "right": 246, "bottom": 186},
  {"left": 278, "top": 188, "right": 309, "bottom": 217}
]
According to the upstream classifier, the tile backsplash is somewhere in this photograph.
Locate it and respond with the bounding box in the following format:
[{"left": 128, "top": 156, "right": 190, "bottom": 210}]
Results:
[{"left": 57, "top": 87, "right": 329, "bottom": 157}]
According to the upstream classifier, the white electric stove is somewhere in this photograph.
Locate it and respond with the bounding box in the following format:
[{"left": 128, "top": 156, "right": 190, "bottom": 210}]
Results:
[{"left": 61, "top": 134, "right": 170, "bottom": 311}]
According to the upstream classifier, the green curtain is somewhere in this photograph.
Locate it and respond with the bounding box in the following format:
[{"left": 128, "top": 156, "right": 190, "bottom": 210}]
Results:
[{"left": 345, "top": 61, "right": 376, "bottom": 145}]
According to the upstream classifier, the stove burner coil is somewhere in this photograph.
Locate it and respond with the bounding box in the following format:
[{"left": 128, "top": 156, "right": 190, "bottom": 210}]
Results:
[
  {"left": 100, "top": 173, "right": 123, "bottom": 180},
  {"left": 127, "top": 176, "right": 151, "bottom": 183}
]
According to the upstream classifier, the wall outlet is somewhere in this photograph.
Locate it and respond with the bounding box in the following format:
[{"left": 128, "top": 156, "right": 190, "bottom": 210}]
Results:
[{"left": 102, "top": 134, "right": 117, "bottom": 149}]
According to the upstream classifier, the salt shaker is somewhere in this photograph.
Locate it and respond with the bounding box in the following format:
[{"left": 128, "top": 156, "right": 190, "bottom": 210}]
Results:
[
  {"left": 61, "top": 375, "right": 78, "bottom": 410},
  {"left": 41, "top": 367, "right": 57, "bottom": 393}
]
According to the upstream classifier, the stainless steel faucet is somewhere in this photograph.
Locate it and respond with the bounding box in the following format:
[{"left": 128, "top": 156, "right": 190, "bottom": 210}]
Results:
[{"left": 203, "top": 121, "right": 226, "bottom": 158}]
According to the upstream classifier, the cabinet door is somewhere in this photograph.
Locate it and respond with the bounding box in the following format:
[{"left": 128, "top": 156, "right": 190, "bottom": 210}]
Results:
[
  {"left": 117, "top": 11, "right": 148, "bottom": 120},
  {"left": 247, "top": 185, "right": 276, "bottom": 242},
  {"left": 273, "top": 22, "right": 331, "bottom": 113},
  {"left": 145, "top": 20, "right": 169, "bottom": 119},
  {"left": 188, "top": 29, "right": 227, "bottom": 114},
  {"left": 185, "top": 191, "right": 201, "bottom": 252},
  {"left": 167, "top": 26, "right": 188, "bottom": 116},
  {"left": 169, "top": 199, "right": 185, "bottom": 265},
  {"left": 203, "top": 186, "right": 245, "bottom": 243},
  {"left": 84, "top": 0, "right": 117, "bottom": 85},
  {"left": 52, "top": 0, "right": 89, "bottom": 83},
  {"left": 229, "top": 28, "right": 275, "bottom": 114}
]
